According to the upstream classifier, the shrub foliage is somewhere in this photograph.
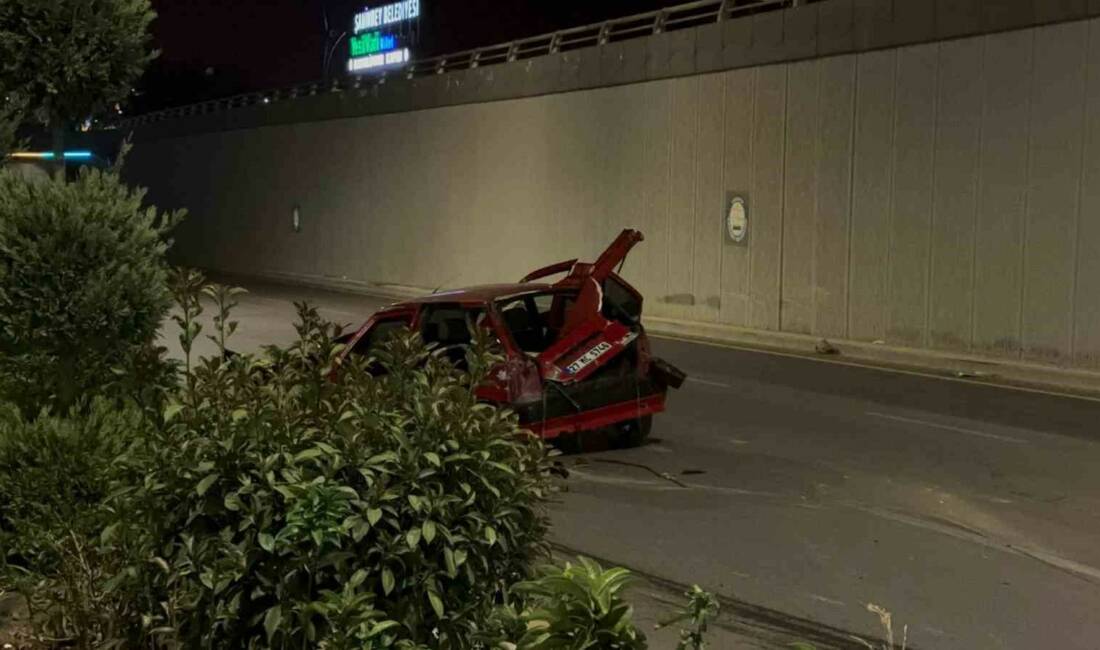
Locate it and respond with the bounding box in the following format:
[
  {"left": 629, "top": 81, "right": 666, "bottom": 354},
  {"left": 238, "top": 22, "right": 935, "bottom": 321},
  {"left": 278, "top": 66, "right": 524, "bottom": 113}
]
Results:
[{"left": 0, "top": 160, "right": 183, "bottom": 416}]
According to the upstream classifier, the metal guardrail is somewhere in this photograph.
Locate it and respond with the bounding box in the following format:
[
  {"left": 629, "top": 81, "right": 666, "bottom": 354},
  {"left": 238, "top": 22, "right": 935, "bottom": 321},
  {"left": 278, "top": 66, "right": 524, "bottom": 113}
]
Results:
[{"left": 113, "top": 0, "right": 811, "bottom": 129}]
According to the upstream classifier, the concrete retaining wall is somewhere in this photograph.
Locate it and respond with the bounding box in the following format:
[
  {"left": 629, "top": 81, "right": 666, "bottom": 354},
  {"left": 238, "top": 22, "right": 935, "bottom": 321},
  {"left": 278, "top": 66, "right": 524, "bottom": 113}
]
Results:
[{"left": 128, "top": 16, "right": 1100, "bottom": 371}]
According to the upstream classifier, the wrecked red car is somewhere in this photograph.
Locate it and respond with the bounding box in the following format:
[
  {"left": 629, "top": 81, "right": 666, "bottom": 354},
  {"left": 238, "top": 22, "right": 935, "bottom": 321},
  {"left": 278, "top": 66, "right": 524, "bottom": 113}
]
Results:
[{"left": 336, "top": 229, "right": 685, "bottom": 446}]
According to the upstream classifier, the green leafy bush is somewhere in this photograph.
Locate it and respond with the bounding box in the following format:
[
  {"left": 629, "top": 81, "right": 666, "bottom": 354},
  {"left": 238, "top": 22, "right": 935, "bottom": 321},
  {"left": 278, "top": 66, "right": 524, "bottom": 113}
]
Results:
[
  {"left": 658, "top": 585, "right": 719, "bottom": 650},
  {"left": 0, "top": 400, "right": 153, "bottom": 647},
  {"left": 508, "top": 557, "right": 647, "bottom": 649},
  {"left": 100, "top": 281, "right": 555, "bottom": 648},
  {"left": 0, "top": 160, "right": 183, "bottom": 416}
]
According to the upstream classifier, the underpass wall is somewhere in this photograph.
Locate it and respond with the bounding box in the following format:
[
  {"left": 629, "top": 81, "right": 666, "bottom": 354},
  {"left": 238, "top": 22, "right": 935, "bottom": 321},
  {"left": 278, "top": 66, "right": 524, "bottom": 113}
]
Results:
[{"left": 127, "top": 15, "right": 1100, "bottom": 371}]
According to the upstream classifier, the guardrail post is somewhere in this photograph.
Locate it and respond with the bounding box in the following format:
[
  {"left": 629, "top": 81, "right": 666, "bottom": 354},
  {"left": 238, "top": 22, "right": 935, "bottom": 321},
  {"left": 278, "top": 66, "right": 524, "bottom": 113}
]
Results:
[
  {"left": 717, "top": 0, "right": 729, "bottom": 20},
  {"left": 549, "top": 33, "right": 561, "bottom": 54},
  {"left": 598, "top": 22, "right": 611, "bottom": 45},
  {"left": 654, "top": 10, "right": 668, "bottom": 34},
  {"left": 507, "top": 42, "right": 519, "bottom": 62},
  {"left": 471, "top": 50, "right": 482, "bottom": 69}
]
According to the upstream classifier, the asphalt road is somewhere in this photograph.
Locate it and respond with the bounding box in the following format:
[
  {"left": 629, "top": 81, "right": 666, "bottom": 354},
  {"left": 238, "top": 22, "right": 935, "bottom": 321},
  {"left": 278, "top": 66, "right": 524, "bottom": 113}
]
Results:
[{"left": 170, "top": 278, "right": 1100, "bottom": 649}]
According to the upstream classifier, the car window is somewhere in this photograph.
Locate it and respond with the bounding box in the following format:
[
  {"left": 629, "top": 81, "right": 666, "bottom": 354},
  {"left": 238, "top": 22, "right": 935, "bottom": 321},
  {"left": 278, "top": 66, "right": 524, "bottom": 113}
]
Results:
[
  {"left": 351, "top": 316, "right": 410, "bottom": 356},
  {"left": 498, "top": 291, "right": 578, "bottom": 354},
  {"left": 421, "top": 306, "right": 481, "bottom": 345},
  {"left": 420, "top": 305, "right": 496, "bottom": 368},
  {"left": 602, "top": 276, "right": 641, "bottom": 325}
]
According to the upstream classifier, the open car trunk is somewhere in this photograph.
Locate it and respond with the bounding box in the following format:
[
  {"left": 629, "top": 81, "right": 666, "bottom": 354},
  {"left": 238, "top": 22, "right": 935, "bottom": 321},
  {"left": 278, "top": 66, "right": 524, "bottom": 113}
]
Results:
[
  {"left": 510, "top": 229, "right": 686, "bottom": 435},
  {"left": 534, "top": 229, "right": 646, "bottom": 384}
]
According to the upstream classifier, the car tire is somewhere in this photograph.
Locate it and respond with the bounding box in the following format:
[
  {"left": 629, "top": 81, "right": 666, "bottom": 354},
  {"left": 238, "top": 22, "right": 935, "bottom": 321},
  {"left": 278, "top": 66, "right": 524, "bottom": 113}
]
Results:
[{"left": 614, "top": 415, "right": 652, "bottom": 448}]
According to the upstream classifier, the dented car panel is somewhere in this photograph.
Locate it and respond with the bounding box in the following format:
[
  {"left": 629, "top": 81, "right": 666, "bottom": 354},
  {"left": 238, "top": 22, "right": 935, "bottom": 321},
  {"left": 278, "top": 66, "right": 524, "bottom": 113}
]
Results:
[{"left": 337, "top": 229, "right": 685, "bottom": 443}]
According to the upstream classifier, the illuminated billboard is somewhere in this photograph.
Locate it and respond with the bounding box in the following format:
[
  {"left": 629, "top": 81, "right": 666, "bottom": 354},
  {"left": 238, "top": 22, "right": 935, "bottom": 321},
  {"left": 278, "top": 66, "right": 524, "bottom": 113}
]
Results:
[{"left": 348, "top": 0, "right": 419, "bottom": 74}]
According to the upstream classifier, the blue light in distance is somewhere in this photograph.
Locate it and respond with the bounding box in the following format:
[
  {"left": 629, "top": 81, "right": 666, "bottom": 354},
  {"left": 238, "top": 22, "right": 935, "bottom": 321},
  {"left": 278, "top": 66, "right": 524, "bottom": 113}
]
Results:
[{"left": 7, "top": 150, "right": 94, "bottom": 160}]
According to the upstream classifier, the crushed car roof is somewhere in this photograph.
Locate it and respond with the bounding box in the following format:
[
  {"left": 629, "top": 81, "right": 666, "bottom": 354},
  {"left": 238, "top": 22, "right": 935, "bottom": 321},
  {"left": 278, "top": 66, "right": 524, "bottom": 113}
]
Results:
[{"left": 403, "top": 283, "right": 556, "bottom": 305}]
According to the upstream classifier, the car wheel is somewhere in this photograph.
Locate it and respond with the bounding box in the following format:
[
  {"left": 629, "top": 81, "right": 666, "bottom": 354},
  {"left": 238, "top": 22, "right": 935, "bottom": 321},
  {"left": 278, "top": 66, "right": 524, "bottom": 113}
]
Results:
[{"left": 614, "top": 415, "right": 652, "bottom": 448}]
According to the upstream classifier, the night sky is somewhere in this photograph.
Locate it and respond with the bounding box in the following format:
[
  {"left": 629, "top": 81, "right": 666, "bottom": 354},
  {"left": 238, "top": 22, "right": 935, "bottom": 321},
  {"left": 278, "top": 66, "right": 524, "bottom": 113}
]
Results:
[{"left": 137, "top": 0, "right": 670, "bottom": 112}]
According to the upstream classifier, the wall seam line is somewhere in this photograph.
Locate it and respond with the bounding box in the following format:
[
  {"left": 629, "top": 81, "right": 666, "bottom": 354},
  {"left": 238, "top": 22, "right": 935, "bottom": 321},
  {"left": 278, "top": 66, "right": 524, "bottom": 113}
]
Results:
[
  {"left": 969, "top": 34, "right": 987, "bottom": 353},
  {"left": 777, "top": 65, "right": 789, "bottom": 332},
  {"left": 925, "top": 43, "right": 941, "bottom": 351},
  {"left": 1070, "top": 22, "right": 1091, "bottom": 362},
  {"left": 810, "top": 61, "right": 822, "bottom": 336},
  {"left": 718, "top": 72, "right": 729, "bottom": 325},
  {"left": 691, "top": 75, "right": 701, "bottom": 322},
  {"left": 845, "top": 55, "right": 860, "bottom": 341},
  {"left": 886, "top": 49, "right": 900, "bottom": 344},
  {"left": 1019, "top": 28, "right": 1036, "bottom": 361},
  {"left": 748, "top": 69, "right": 758, "bottom": 328}
]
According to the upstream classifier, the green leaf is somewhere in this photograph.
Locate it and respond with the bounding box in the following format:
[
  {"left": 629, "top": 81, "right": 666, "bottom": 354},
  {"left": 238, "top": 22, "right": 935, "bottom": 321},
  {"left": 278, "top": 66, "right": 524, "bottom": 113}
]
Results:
[
  {"left": 484, "top": 526, "right": 497, "bottom": 547},
  {"left": 365, "top": 451, "right": 398, "bottom": 466},
  {"left": 382, "top": 567, "right": 395, "bottom": 595},
  {"left": 428, "top": 590, "right": 444, "bottom": 618},
  {"left": 424, "top": 452, "right": 441, "bottom": 466},
  {"left": 294, "top": 447, "right": 325, "bottom": 462},
  {"left": 258, "top": 532, "right": 275, "bottom": 552},
  {"left": 422, "top": 520, "right": 436, "bottom": 544},
  {"left": 231, "top": 408, "right": 248, "bottom": 422},
  {"left": 263, "top": 606, "right": 282, "bottom": 642},
  {"left": 196, "top": 474, "right": 218, "bottom": 496},
  {"left": 164, "top": 402, "right": 183, "bottom": 422},
  {"left": 443, "top": 547, "right": 457, "bottom": 577},
  {"left": 349, "top": 569, "right": 368, "bottom": 589},
  {"left": 366, "top": 621, "right": 401, "bottom": 638},
  {"left": 367, "top": 507, "right": 383, "bottom": 526},
  {"left": 406, "top": 528, "right": 421, "bottom": 548}
]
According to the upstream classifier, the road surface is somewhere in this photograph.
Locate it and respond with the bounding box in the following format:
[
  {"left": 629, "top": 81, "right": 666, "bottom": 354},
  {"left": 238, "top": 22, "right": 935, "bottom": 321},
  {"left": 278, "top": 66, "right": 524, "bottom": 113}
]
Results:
[{"left": 167, "top": 278, "right": 1100, "bottom": 649}]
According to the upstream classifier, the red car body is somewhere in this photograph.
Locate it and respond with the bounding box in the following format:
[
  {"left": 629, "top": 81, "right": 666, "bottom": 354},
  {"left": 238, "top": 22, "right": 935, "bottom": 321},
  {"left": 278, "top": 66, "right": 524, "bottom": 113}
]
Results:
[{"left": 337, "top": 229, "right": 685, "bottom": 442}]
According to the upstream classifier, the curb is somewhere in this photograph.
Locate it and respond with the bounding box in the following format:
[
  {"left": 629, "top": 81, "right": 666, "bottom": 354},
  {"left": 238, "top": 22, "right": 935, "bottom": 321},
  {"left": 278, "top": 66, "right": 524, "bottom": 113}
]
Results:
[
  {"left": 548, "top": 542, "right": 894, "bottom": 650},
  {"left": 645, "top": 317, "right": 1100, "bottom": 401}
]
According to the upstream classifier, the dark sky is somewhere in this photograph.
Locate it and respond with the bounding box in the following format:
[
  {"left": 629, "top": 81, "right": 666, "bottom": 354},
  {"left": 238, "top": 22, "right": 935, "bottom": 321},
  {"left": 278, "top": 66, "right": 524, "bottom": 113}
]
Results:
[{"left": 137, "top": 0, "right": 669, "bottom": 112}]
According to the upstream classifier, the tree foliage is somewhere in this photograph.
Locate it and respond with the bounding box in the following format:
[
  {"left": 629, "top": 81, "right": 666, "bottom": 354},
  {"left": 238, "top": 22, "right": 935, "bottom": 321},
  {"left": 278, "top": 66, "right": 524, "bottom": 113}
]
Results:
[
  {"left": 0, "top": 157, "right": 184, "bottom": 416},
  {"left": 0, "top": 93, "right": 25, "bottom": 157},
  {"left": 0, "top": 0, "right": 156, "bottom": 125}
]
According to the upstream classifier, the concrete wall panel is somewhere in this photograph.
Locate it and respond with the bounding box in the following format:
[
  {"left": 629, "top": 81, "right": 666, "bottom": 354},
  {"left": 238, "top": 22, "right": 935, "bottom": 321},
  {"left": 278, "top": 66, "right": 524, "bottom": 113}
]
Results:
[
  {"left": 892, "top": 0, "right": 938, "bottom": 46},
  {"left": 780, "top": 60, "right": 821, "bottom": 334},
  {"left": 720, "top": 68, "right": 756, "bottom": 326},
  {"left": 1023, "top": 21, "right": 1087, "bottom": 363},
  {"left": 640, "top": 81, "right": 673, "bottom": 316},
  {"left": 748, "top": 65, "right": 787, "bottom": 331},
  {"left": 667, "top": 77, "right": 701, "bottom": 320},
  {"left": 818, "top": 0, "right": 856, "bottom": 55},
  {"left": 929, "top": 38, "right": 983, "bottom": 352},
  {"left": 1076, "top": 18, "right": 1100, "bottom": 368},
  {"left": 973, "top": 29, "right": 1031, "bottom": 357},
  {"left": 848, "top": 49, "right": 896, "bottom": 343},
  {"left": 813, "top": 55, "right": 857, "bottom": 339},
  {"left": 937, "top": 0, "right": 983, "bottom": 39},
  {"left": 887, "top": 44, "right": 938, "bottom": 346},
  {"left": 692, "top": 73, "right": 726, "bottom": 323},
  {"left": 696, "top": 23, "right": 725, "bottom": 73}
]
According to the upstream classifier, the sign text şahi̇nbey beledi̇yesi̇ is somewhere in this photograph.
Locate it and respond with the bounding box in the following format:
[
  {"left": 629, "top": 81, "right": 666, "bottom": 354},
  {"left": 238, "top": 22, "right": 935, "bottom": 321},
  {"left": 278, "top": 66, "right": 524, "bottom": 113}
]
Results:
[{"left": 354, "top": 0, "right": 420, "bottom": 33}]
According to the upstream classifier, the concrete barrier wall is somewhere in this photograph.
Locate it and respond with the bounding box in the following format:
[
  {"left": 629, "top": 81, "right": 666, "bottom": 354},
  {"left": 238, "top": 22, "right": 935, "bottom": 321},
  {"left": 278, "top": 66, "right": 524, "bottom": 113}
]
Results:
[{"left": 129, "top": 16, "right": 1100, "bottom": 370}]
